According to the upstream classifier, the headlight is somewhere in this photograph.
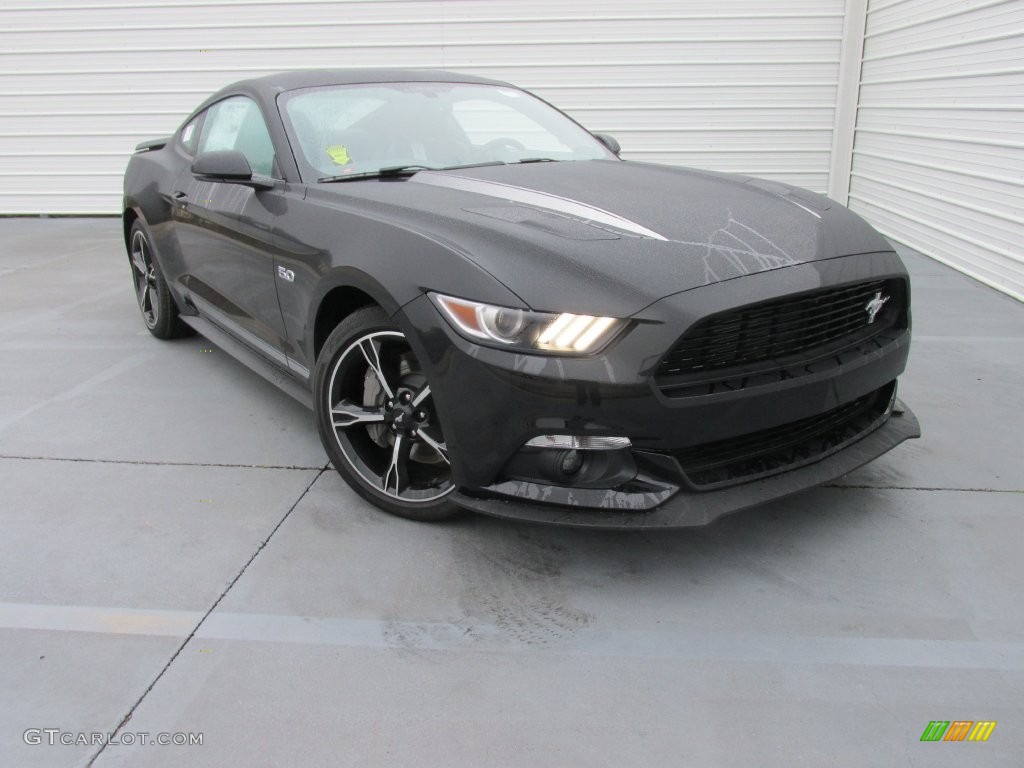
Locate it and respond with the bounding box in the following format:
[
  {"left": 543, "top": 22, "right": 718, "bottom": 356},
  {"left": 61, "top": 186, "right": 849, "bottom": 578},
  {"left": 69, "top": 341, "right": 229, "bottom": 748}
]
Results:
[{"left": 431, "top": 293, "right": 625, "bottom": 354}]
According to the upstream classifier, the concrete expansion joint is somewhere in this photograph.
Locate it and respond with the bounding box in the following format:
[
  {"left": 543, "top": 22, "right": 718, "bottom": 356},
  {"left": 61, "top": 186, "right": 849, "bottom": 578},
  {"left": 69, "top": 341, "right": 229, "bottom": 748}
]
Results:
[
  {"left": 825, "top": 483, "right": 1023, "bottom": 493},
  {"left": 82, "top": 467, "right": 326, "bottom": 768},
  {"left": 0, "top": 454, "right": 325, "bottom": 472}
]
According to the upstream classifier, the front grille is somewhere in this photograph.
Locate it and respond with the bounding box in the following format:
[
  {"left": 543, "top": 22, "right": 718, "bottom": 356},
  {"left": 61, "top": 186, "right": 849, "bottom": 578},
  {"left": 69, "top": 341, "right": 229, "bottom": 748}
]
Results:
[
  {"left": 655, "top": 279, "right": 907, "bottom": 391},
  {"left": 673, "top": 382, "right": 894, "bottom": 490}
]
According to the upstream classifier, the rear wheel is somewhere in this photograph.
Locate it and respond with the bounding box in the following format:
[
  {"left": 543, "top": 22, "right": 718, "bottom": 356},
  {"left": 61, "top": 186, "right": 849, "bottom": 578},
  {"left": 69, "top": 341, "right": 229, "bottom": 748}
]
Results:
[
  {"left": 128, "top": 220, "right": 189, "bottom": 339},
  {"left": 313, "top": 307, "right": 458, "bottom": 521}
]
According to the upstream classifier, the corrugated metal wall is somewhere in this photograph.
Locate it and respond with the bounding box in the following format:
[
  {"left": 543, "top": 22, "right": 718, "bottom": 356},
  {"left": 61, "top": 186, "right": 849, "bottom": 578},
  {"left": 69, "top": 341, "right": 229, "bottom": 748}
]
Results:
[
  {"left": 848, "top": 0, "right": 1024, "bottom": 301},
  {"left": 0, "top": 0, "right": 846, "bottom": 214}
]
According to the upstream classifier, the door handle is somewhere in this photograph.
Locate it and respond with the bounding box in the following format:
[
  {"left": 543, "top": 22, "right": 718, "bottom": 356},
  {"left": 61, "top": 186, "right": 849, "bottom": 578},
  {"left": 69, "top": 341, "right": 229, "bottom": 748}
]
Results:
[{"left": 171, "top": 191, "right": 188, "bottom": 205}]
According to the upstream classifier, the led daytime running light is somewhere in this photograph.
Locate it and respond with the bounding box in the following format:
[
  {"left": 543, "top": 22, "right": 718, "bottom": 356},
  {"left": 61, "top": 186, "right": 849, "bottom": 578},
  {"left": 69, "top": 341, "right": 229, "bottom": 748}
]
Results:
[{"left": 433, "top": 293, "right": 623, "bottom": 355}]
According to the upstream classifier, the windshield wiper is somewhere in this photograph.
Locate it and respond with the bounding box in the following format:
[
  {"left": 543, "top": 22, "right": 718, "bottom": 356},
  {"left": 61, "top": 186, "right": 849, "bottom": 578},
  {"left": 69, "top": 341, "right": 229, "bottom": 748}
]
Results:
[
  {"left": 440, "top": 161, "right": 507, "bottom": 171},
  {"left": 317, "top": 159, "right": 550, "bottom": 183},
  {"left": 318, "top": 165, "right": 435, "bottom": 183}
]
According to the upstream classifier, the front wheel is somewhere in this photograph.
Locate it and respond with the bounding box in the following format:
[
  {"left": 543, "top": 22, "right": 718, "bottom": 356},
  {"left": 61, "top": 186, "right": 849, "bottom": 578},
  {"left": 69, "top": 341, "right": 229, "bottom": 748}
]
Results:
[{"left": 313, "top": 307, "right": 459, "bottom": 521}]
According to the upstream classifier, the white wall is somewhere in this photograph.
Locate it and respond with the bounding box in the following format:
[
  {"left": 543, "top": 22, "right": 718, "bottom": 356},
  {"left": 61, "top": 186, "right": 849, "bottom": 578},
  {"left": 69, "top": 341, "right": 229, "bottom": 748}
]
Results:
[
  {"left": 3, "top": 0, "right": 1021, "bottom": 301},
  {"left": 847, "top": 0, "right": 1024, "bottom": 301},
  {"left": 0, "top": 0, "right": 846, "bottom": 214}
]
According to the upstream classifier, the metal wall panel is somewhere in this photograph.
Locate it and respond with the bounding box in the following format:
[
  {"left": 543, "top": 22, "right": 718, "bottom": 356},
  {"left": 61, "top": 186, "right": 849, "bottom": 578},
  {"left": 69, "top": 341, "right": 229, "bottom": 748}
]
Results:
[
  {"left": 0, "top": 0, "right": 846, "bottom": 214},
  {"left": 849, "top": 0, "right": 1024, "bottom": 300}
]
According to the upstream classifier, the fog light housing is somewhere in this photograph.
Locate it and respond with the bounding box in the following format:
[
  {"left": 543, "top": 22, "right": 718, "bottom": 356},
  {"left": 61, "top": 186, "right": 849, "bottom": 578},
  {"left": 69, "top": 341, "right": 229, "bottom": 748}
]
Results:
[{"left": 505, "top": 435, "right": 637, "bottom": 488}]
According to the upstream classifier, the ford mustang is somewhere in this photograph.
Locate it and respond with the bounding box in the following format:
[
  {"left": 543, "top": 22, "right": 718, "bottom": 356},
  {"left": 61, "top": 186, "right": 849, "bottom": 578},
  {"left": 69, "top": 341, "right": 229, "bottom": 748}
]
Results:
[{"left": 122, "top": 69, "right": 919, "bottom": 527}]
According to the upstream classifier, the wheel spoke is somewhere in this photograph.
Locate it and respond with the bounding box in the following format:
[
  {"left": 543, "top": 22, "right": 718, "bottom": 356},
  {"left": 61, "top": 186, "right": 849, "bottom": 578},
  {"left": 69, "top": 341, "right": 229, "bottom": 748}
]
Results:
[
  {"left": 331, "top": 400, "right": 386, "bottom": 429},
  {"left": 358, "top": 338, "right": 395, "bottom": 400},
  {"left": 410, "top": 384, "right": 431, "bottom": 408},
  {"left": 417, "top": 429, "right": 450, "bottom": 465},
  {"left": 382, "top": 435, "right": 411, "bottom": 496},
  {"left": 131, "top": 250, "right": 147, "bottom": 275}
]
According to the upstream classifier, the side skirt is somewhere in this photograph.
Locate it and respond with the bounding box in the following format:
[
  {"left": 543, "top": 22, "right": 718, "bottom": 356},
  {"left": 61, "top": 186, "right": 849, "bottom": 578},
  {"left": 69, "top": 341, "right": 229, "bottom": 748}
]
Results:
[{"left": 180, "top": 314, "right": 313, "bottom": 410}]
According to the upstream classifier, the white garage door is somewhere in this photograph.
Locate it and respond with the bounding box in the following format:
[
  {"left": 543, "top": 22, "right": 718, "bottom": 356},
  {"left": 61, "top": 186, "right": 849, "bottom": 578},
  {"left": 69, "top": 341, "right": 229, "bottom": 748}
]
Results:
[
  {"left": 848, "top": 0, "right": 1024, "bottom": 301},
  {"left": 0, "top": 0, "right": 846, "bottom": 214}
]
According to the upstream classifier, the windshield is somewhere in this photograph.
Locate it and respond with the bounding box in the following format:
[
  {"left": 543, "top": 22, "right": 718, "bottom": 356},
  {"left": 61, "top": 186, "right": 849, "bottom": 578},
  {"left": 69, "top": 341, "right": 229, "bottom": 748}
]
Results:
[{"left": 278, "top": 81, "right": 615, "bottom": 181}]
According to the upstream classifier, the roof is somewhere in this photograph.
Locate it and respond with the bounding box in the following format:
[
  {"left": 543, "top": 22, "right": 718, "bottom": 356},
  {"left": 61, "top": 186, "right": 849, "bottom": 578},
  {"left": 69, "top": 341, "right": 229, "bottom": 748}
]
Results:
[{"left": 224, "top": 68, "right": 509, "bottom": 95}]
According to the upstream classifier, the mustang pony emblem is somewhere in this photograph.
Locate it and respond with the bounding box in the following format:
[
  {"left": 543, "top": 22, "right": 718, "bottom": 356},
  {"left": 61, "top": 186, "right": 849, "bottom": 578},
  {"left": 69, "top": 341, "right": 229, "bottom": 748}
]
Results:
[{"left": 865, "top": 291, "right": 890, "bottom": 324}]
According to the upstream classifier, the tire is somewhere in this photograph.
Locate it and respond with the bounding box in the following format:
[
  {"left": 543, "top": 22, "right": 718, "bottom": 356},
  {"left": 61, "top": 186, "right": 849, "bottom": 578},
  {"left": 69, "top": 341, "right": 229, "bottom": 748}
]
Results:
[
  {"left": 127, "top": 219, "right": 190, "bottom": 339},
  {"left": 313, "top": 306, "right": 459, "bottom": 521}
]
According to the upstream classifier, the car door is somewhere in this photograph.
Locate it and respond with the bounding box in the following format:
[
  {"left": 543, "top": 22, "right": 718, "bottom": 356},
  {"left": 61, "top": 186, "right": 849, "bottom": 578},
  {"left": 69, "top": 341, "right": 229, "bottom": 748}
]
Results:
[{"left": 171, "top": 95, "right": 291, "bottom": 369}]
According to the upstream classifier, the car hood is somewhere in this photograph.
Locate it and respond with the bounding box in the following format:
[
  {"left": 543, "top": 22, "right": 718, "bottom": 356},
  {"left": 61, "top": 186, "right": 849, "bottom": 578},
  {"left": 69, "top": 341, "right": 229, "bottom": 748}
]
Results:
[{"left": 309, "top": 160, "right": 892, "bottom": 317}]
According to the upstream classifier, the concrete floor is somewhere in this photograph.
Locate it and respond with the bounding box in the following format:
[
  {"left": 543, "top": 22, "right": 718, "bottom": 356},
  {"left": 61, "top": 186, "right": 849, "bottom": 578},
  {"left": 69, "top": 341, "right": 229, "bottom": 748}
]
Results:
[{"left": 1, "top": 217, "right": 1021, "bottom": 767}]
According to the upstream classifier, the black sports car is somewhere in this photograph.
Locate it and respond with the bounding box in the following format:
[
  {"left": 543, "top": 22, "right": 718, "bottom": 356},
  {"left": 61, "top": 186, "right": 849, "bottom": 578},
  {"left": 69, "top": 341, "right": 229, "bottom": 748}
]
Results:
[{"left": 123, "top": 69, "right": 919, "bottom": 527}]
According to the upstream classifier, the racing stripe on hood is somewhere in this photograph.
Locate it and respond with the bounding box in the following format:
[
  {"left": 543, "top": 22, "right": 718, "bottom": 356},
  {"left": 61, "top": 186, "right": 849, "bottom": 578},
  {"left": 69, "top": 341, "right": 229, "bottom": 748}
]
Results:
[{"left": 412, "top": 172, "right": 668, "bottom": 241}]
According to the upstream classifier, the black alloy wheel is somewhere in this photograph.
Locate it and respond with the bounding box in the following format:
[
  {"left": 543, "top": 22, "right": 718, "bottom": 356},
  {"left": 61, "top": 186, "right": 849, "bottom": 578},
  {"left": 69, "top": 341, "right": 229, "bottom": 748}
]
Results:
[
  {"left": 128, "top": 220, "right": 189, "bottom": 339},
  {"left": 314, "top": 307, "right": 458, "bottom": 521}
]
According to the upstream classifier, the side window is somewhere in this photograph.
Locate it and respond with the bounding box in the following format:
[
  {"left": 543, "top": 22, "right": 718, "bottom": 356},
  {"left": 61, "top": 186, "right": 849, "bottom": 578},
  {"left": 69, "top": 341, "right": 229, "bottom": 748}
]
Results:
[
  {"left": 197, "top": 96, "right": 276, "bottom": 177},
  {"left": 180, "top": 116, "right": 201, "bottom": 155}
]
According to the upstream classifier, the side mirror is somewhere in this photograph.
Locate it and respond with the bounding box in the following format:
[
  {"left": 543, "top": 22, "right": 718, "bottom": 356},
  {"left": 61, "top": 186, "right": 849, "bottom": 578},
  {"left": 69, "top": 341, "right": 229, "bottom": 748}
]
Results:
[
  {"left": 594, "top": 133, "right": 621, "bottom": 157},
  {"left": 191, "top": 150, "right": 275, "bottom": 189}
]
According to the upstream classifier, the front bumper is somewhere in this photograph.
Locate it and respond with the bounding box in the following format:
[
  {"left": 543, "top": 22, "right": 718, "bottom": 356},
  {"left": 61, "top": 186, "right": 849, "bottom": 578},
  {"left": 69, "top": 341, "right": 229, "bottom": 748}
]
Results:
[
  {"left": 452, "top": 401, "right": 919, "bottom": 528},
  {"left": 396, "top": 252, "right": 918, "bottom": 528}
]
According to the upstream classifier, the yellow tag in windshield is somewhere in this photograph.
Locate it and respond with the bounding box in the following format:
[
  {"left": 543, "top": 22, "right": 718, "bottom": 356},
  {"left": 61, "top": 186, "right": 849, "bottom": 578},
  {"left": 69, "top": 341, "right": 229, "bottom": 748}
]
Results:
[{"left": 326, "top": 145, "right": 351, "bottom": 165}]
